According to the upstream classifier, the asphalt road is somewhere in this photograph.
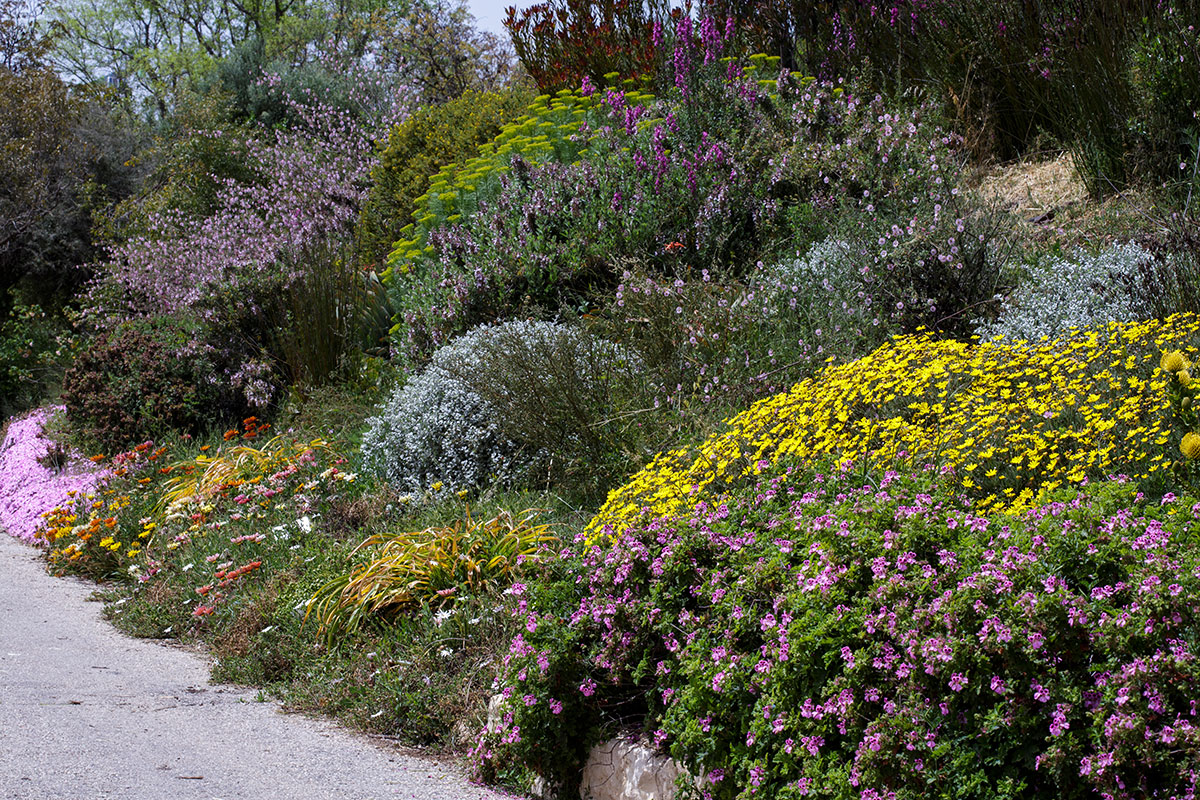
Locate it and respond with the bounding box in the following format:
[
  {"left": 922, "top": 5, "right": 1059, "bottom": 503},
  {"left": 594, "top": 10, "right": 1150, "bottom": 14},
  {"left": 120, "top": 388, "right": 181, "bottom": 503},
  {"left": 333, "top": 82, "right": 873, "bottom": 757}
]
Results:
[{"left": 0, "top": 533, "right": 511, "bottom": 800}]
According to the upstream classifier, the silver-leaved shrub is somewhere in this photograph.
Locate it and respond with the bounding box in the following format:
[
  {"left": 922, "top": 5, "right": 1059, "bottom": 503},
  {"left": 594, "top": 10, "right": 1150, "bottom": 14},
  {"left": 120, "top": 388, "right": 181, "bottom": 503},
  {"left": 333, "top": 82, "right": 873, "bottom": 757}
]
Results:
[
  {"left": 975, "top": 243, "right": 1154, "bottom": 342},
  {"left": 361, "top": 320, "right": 633, "bottom": 494}
]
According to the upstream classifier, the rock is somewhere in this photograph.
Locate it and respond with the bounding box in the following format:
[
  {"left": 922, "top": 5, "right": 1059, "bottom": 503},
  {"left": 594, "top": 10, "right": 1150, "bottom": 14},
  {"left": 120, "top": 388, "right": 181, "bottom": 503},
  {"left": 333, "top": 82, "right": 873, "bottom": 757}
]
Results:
[{"left": 578, "top": 738, "right": 687, "bottom": 800}]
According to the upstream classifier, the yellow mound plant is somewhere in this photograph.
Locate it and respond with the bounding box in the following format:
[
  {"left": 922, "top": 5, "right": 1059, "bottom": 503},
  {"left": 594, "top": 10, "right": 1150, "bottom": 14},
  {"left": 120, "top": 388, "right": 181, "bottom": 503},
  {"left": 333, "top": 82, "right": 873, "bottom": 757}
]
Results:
[{"left": 589, "top": 315, "right": 1200, "bottom": 536}]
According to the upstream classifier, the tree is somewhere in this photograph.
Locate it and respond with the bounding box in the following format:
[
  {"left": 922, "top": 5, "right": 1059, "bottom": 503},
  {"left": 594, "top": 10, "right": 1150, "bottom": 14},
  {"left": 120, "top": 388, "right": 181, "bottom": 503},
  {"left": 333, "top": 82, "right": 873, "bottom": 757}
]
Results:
[
  {"left": 45, "top": 0, "right": 514, "bottom": 120},
  {"left": 0, "top": 0, "right": 143, "bottom": 310},
  {"left": 0, "top": 0, "right": 90, "bottom": 308}
]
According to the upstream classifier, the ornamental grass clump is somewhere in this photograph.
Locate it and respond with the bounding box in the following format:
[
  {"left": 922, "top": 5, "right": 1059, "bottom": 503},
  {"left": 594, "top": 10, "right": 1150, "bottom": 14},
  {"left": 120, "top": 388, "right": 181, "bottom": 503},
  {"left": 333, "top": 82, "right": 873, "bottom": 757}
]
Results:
[
  {"left": 308, "top": 507, "right": 556, "bottom": 642},
  {"left": 589, "top": 313, "right": 1200, "bottom": 537},
  {"left": 481, "top": 463, "right": 1200, "bottom": 800}
]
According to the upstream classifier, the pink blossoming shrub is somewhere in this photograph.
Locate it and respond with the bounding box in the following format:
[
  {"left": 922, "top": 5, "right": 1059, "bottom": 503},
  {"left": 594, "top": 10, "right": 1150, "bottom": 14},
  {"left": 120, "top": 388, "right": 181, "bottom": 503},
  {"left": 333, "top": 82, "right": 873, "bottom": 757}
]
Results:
[
  {"left": 81, "top": 69, "right": 414, "bottom": 411},
  {"left": 0, "top": 407, "right": 106, "bottom": 542},
  {"left": 480, "top": 464, "right": 1200, "bottom": 799}
]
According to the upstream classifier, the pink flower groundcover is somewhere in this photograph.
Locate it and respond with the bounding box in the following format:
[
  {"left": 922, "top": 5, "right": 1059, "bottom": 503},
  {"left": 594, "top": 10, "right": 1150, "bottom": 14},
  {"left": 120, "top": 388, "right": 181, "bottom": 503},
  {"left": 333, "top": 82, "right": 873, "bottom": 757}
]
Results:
[{"left": 0, "top": 407, "right": 107, "bottom": 543}]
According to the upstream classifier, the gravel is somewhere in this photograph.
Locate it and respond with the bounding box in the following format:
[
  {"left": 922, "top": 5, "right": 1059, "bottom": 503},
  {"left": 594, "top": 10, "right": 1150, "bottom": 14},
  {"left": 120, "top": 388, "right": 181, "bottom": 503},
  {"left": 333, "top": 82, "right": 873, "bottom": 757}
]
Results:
[{"left": 0, "top": 533, "right": 517, "bottom": 800}]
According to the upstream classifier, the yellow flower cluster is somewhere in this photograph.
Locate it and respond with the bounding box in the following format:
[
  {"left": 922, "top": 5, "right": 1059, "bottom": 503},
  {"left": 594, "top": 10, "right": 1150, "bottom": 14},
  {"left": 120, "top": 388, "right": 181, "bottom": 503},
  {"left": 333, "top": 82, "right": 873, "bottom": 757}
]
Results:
[
  {"left": 385, "top": 87, "right": 658, "bottom": 280},
  {"left": 588, "top": 315, "right": 1200, "bottom": 536},
  {"left": 40, "top": 442, "right": 169, "bottom": 570}
]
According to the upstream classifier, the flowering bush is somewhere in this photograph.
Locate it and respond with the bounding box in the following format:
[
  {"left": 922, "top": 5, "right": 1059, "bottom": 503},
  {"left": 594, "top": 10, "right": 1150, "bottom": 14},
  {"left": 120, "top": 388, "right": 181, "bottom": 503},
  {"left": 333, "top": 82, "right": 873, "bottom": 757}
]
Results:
[
  {"left": 382, "top": 85, "right": 621, "bottom": 303},
  {"left": 975, "top": 243, "right": 1155, "bottom": 343},
  {"left": 780, "top": 81, "right": 1001, "bottom": 336},
  {"left": 748, "top": 238, "right": 895, "bottom": 369},
  {"left": 388, "top": 22, "right": 794, "bottom": 362},
  {"left": 590, "top": 313, "right": 1200, "bottom": 536},
  {"left": 482, "top": 462, "right": 1200, "bottom": 800},
  {"left": 83, "top": 70, "right": 414, "bottom": 409}
]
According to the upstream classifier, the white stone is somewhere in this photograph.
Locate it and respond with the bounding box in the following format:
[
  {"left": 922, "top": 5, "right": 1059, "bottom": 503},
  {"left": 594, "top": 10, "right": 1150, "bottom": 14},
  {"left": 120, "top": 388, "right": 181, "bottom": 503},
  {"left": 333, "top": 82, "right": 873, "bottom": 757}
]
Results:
[{"left": 578, "top": 738, "right": 687, "bottom": 800}]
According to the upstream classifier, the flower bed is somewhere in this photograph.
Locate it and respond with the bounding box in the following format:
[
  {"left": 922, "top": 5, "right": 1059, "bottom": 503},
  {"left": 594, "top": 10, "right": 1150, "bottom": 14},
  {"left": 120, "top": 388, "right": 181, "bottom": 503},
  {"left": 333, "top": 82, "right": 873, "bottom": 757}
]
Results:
[
  {"left": 589, "top": 314, "right": 1200, "bottom": 537},
  {"left": 483, "top": 462, "right": 1200, "bottom": 800},
  {"left": 0, "top": 407, "right": 106, "bottom": 543}
]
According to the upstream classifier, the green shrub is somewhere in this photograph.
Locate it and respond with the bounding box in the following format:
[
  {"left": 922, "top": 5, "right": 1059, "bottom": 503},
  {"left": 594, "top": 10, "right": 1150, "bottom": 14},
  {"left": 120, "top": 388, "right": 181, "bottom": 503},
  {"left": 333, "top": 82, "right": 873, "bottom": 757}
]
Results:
[
  {"left": 382, "top": 87, "right": 625, "bottom": 283},
  {"left": 60, "top": 315, "right": 245, "bottom": 451},
  {"left": 0, "top": 299, "right": 66, "bottom": 417},
  {"left": 357, "top": 87, "right": 533, "bottom": 269}
]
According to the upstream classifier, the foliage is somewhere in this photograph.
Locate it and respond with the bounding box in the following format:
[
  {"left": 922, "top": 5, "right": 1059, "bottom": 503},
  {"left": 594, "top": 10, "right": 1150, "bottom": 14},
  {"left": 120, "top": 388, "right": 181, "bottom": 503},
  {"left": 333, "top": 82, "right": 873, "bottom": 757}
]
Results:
[
  {"left": 362, "top": 320, "right": 634, "bottom": 494},
  {"left": 483, "top": 462, "right": 1200, "bottom": 800},
  {"left": 361, "top": 326, "right": 527, "bottom": 495},
  {"left": 975, "top": 243, "right": 1154, "bottom": 343},
  {"left": 503, "top": 0, "right": 689, "bottom": 92},
  {"left": 0, "top": 1, "right": 137, "bottom": 311},
  {"left": 437, "top": 319, "right": 641, "bottom": 494},
  {"left": 780, "top": 80, "right": 1003, "bottom": 336},
  {"left": 358, "top": 86, "right": 532, "bottom": 269},
  {"left": 49, "top": 0, "right": 261, "bottom": 119},
  {"left": 1127, "top": 5, "right": 1200, "bottom": 190},
  {"left": 309, "top": 507, "right": 556, "bottom": 639},
  {"left": 381, "top": 0, "right": 520, "bottom": 104},
  {"left": 260, "top": 240, "right": 369, "bottom": 393},
  {"left": 47, "top": 0, "right": 433, "bottom": 120},
  {"left": 589, "top": 313, "right": 1200, "bottom": 538},
  {"left": 0, "top": 299, "right": 67, "bottom": 418},
  {"left": 588, "top": 256, "right": 888, "bottom": 466},
  {"left": 382, "top": 86, "right": 617, "bottom": 282},
  {"left": 32, "top": 398, "right": 539, "bottom": 750},
  {"left": 1137, "top": 211, "right": 1200, "bottom": 319},
  {"left": 60, "top": 315, "right": 245, "bottom": 452},
  {"left": 815, "top": 1, "right": 1200, "bottom": 194},
  {"left": 84, "top": 73, "right": 413, "bottom": 411},
  {"left": 388, "top": 28, "right": 802, "bottom": 362},
  {"left": 699, "top": 0, "right": 846, "bottom": 75}
]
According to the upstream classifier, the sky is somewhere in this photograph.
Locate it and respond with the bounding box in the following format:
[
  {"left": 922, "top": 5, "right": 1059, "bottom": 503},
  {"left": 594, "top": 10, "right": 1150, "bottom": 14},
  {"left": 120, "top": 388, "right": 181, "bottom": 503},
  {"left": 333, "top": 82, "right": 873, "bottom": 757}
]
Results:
[{"left": 462, "top": 0, "right": 512, "bottom": 37}]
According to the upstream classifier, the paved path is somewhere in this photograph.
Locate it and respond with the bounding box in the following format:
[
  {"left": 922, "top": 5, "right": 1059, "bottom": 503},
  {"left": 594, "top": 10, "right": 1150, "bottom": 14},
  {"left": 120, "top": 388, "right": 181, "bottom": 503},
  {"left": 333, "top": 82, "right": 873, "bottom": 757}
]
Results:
[{"left": 0, "top": 534, "right": 511, "bottom": 800}]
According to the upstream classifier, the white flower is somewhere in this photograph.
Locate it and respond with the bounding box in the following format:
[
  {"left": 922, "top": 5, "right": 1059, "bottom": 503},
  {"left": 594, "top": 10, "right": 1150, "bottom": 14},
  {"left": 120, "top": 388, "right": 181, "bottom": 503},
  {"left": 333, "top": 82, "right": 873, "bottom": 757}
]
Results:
[{"left": 296, "top": 515, "right": 313, "bottom": 533}]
